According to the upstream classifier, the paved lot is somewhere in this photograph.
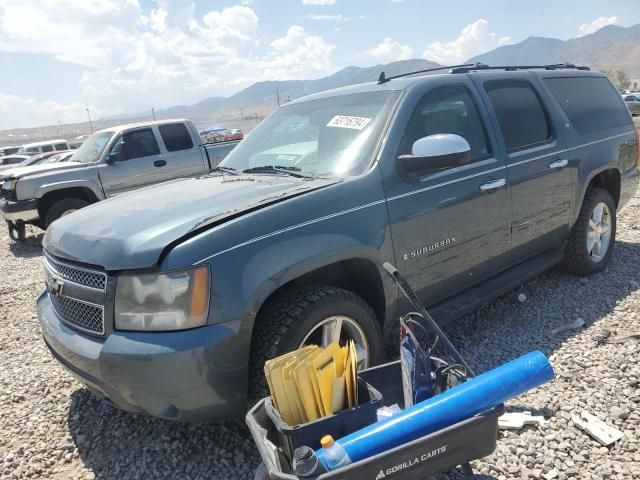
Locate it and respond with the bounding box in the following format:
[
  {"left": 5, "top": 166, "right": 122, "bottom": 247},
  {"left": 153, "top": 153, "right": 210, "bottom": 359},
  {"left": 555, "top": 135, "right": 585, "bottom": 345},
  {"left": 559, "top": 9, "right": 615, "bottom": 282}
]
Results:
[{"left": 1, "top": 187, "right": 639, "bottom": 479}]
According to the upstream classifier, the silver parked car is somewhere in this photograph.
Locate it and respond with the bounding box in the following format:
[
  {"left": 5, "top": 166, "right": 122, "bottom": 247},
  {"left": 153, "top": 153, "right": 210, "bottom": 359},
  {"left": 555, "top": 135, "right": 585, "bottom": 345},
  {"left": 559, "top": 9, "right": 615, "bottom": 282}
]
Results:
[{"left": 623, "top": 94, "right": 640, "bottom": 116}]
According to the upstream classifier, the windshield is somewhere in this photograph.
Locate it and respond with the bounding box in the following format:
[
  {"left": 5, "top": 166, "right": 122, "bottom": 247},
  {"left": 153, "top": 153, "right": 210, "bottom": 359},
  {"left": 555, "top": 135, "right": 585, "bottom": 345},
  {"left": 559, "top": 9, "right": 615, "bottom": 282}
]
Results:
[
  {"left": 220, "top": 91, "right": 400, "bottom": 177},
  {"left": 70, "top": 131, "right": 114, "bottom": 163},
  {"left": 41, "top": 152, "right": 71, "bottom": 164},
  {"left": 18, "top": 146, "right": 39, "bottom": 154},
  {"left": 15, "top": 157, "right": 36, "bottom": 167}
]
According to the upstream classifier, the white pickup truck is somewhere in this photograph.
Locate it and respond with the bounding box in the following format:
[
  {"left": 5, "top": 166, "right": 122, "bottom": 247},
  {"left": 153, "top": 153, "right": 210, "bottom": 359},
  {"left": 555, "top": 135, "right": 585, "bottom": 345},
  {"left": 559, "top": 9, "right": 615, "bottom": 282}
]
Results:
[{"left": 0, "top": 119, "right": 239, "bottom": 240}]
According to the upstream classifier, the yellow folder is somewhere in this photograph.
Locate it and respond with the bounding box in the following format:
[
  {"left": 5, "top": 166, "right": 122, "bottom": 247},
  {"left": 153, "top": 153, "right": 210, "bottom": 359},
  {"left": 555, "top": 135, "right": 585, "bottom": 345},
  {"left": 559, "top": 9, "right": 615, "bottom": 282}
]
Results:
[
  {"left": 264, "top": 341, "right": 360, "bottom": 425},
  {"left": 314, "top": 354, "right": 335, "bottom": 416},
  {"left": 265, "top": 346, "right": 316, "bottom": 425}
]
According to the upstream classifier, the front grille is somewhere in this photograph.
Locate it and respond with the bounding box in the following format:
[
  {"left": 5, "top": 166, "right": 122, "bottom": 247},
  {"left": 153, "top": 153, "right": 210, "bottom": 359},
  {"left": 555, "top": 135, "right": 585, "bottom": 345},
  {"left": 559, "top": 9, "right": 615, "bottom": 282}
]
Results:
[
  {"left": 44, "top": 254, "right": 106, "bottom": 290},
  {"left": 50, "top": 294, "right": 105, "bottom": 335},
  {"left": 44, "top": 253, "right": 107, "bottom": 336}
]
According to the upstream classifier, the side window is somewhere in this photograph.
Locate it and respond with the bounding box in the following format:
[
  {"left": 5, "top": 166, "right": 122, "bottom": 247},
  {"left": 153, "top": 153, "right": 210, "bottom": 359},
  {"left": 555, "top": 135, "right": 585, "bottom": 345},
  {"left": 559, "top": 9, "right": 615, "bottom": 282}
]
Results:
[
  {"left": 158, "top": 123, "right": 194, "bottom": 152},
  {"left": 399, "top": 85, "right": 491, "bottom": 162},
  {"left": 485, "top": 80, "right": 551, "bottom": 151},
  {"left": 42, "top": 145, "right": 53, "bottom": 152},
  {"left": 54, "top": 143, "right": 67, "bottom": 150},
  {"left": 109, "top": 128, "right": 160, "bottom": 161},
  {"left": 544, "top": 77, "right": 631, "bottom": 134}
]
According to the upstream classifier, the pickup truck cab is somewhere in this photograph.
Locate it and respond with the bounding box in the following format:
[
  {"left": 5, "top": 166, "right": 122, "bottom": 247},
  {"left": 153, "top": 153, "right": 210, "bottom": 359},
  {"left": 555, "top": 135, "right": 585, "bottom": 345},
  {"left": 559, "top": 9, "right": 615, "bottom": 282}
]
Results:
[
  {"left": 38, "top": 66, "right": 639, "bottom": 422},
  {"left": 0, "top": 119, "right": 238, "bottom": 240},
  {"left": 17, "top": 139, "right": 70, "bottom": 155}
]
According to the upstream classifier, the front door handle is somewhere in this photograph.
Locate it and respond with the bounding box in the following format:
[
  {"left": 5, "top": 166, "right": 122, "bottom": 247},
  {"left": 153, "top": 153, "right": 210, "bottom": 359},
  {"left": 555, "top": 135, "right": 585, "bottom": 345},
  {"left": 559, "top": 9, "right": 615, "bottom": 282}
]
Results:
[
  {"left": 548, "top": 159, "right": 568, "bottom": 169},
  {"left": 154, "top": 160, "right": 167, "bottom": 167},
  {"left": 479, "top": 178, "right": 506, "bottom": 192}
]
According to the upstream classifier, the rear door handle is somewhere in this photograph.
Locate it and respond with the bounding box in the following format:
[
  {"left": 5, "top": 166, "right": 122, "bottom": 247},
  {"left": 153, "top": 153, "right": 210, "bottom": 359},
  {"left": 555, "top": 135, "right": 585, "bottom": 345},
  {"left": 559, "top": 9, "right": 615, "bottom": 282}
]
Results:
[
  {"left": 479, "top": 178, "right": 506, "bottom": 192},
  {"left": 548, "top": 159, "right": 568, "bottom": 169},
  {"left": 154, "top": 160, "right": 167, "bottom": 167}
]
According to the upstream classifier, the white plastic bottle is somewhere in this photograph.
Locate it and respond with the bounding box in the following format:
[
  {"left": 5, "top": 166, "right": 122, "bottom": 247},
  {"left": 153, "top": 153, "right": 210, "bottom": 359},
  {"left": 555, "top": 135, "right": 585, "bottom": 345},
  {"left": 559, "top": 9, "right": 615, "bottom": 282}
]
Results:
[{"left": 321, "top": 435, "right": 352, "bottom": 471}]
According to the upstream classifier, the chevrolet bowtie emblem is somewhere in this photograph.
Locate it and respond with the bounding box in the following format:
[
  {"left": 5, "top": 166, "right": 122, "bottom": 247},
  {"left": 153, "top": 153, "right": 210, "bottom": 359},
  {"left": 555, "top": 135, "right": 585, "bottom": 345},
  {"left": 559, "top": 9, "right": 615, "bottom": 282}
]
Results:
[{"left": 46, "top": 275, "right": 65, "bottom": 297}]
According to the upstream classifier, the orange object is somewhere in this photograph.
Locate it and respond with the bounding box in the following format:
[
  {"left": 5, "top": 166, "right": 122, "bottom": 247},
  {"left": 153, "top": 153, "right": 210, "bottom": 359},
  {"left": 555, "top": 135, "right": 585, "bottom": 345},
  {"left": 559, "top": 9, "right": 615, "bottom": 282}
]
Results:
[
  {"left": 320, "top": 435, "right": 335, "bottom": 449},
  {"left": 190, "top": 266, "right": 209, "bottom": 316}
]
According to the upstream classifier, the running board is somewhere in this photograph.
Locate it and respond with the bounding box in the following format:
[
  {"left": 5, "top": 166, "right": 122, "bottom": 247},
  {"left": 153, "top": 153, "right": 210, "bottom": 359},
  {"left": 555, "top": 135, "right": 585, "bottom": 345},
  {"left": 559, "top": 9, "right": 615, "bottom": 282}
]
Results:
[{"left": 429, "top": 247, "right": 564, "bottom": 325}]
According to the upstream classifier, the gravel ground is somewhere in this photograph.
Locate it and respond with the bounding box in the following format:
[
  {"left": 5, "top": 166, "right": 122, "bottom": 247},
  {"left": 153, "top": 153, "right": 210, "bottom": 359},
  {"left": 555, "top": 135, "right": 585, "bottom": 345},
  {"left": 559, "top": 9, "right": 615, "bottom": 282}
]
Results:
[{"left": 1, "top": 188, "right": 639, "bottom": 479}]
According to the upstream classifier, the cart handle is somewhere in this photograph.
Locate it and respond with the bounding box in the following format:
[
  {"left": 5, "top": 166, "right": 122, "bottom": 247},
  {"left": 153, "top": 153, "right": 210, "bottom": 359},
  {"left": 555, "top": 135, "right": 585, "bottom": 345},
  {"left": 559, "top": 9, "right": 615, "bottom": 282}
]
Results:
[{"left": 383, "top": 262, "right": 475, "bottom": 377}]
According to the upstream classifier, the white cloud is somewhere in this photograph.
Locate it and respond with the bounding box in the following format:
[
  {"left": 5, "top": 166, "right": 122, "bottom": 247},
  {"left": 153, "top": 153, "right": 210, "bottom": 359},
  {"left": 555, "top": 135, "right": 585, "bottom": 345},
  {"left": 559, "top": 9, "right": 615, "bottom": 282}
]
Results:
[
  {"left": 422, "top": 19, "right": 511, "bottom": 64},
  {"left": 305, "top": 14, "right": 345, "bottom": 21},
  {"left": 240, "top": 0, "right": 253, "bottom": 4},
  {"left": 0, "top": 93, "right": 102, "bottom": 130},
  {"left": 0, "top": 0, "right": 337, "bottom": 127},
  {"left": 301, "top": 0, "right": 336, "bottom": 5},
  {"left": 576, "top": 16, "right": 618, "bottom": 37},
  {"left": 262, "top": 25, "right": 335, "bottom": 79},
  {"left": 203, "top": 5, "right": 258, "bottom": 41},
  {"left": 367, "top": 38, "right": 413, "bottom": 63}
]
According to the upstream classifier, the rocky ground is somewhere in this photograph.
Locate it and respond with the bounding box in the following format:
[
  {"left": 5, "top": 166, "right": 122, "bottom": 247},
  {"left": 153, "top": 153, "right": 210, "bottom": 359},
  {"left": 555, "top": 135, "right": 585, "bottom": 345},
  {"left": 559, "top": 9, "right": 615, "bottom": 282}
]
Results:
[{"left": 1, "top": 185, "right": 639, "bottom": 479}]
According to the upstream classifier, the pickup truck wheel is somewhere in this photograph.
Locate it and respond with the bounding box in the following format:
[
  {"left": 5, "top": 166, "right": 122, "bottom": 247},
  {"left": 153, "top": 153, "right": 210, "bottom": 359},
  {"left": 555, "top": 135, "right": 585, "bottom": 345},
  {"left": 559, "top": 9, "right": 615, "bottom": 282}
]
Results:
[
  {"left": 45, "top": 198, "right": 90, "bottom": 228},
  {"left": 249, "top": 285, "right": 382, "bottom": 404},
  {"left": 562, "top": 187, "right": 616, "bottom": 276}
]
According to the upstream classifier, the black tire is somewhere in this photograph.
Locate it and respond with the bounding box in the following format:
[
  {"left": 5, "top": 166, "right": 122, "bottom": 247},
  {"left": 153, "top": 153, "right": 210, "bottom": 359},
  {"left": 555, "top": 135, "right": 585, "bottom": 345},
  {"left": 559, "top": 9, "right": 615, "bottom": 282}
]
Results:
[
  {"left": 562, "top": 187, "right": 616, "bottom": 276},
  {"left": 45, "top": 198, "right": 90, "bottom": 228},
  {"left": 248, "top": 284, "right": 382, "bottom": 404}
]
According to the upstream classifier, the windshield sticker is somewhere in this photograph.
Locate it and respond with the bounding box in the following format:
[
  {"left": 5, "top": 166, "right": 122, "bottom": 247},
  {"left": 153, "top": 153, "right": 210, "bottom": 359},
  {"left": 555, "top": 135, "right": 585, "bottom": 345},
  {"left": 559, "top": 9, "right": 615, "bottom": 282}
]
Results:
[{"left": 327, "top": 115, "right": 371, "bottom": 130}]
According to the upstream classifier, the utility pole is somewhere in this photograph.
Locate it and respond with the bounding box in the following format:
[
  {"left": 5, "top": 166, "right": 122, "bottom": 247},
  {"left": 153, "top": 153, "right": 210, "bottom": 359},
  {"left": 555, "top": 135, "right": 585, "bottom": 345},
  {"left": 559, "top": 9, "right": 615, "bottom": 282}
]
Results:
[
  {"left": 57, "top": 121, "right": 62, "bottom": 137},
  {"left": 152, "top": 107, "right": 156, "bottom": 120},
  {"left": 86, "top": 108, "right": 94, "bottom": 134},
  {"left": 239, "top": 107, "right": 244, "bottom": 119},
  {"left": 276, "top": 88, "right": 280, "bottom": 107}
]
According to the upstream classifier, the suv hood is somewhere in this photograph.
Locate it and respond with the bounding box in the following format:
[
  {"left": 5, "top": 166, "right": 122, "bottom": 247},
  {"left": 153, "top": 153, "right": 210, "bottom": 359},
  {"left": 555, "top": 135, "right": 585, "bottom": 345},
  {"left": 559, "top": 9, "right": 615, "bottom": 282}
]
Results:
[
  {"left": 44, "top": 174, "right": 338, "bottom": 270},
  {"left": 0, "top": 161, "right": 81, "bottom": 180}
]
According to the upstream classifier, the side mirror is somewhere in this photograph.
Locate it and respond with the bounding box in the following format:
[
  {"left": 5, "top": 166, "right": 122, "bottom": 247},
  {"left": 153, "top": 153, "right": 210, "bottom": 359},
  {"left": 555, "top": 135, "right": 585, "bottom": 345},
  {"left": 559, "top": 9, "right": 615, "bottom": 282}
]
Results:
[
  {"left": 397, "top": 134, "right": 471, "bottom": 182},
  {"left": 105, "top": 151, "right": 119, "bottom": 164}
]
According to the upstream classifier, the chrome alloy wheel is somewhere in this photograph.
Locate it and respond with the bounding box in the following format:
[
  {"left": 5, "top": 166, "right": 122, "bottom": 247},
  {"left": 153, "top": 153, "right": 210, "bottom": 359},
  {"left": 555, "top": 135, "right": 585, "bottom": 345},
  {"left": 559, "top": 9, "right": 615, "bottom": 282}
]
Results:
[
  {"left": 299, "top": 315, "right": 370, "bottom": 369},
  {"left": 587, "top": 202, "right": 612, "bottom": 263}
]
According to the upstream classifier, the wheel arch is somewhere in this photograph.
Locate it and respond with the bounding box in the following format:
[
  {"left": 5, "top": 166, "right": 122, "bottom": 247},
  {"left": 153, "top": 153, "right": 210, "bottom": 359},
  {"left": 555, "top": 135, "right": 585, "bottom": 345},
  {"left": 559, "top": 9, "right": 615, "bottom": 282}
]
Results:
[
  {"left": 254, "top": 257, "right": 389, "bottom": 332},
  {"left": 573, "top": 166, "right": 621, "bottom": 227},
  {"left": 37, "top": 187, "right": 100, "bottom": 222}
]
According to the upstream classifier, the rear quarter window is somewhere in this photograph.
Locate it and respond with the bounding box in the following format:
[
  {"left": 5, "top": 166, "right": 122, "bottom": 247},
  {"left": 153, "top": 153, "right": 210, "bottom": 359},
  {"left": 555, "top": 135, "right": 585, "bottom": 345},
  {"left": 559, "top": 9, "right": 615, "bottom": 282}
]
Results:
[
  {"left": 543, "top": 77, "right": 631, "bottom": 134},
  {"left": 158, "top": 123, "right": 194, "bottom": 152}
]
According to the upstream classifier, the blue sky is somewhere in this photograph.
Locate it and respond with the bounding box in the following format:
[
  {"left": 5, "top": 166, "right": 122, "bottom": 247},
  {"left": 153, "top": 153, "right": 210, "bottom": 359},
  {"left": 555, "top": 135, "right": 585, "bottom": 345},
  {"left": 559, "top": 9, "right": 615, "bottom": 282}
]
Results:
[{"left": 0, "top": 0, "right": 638, "bottom": 129}]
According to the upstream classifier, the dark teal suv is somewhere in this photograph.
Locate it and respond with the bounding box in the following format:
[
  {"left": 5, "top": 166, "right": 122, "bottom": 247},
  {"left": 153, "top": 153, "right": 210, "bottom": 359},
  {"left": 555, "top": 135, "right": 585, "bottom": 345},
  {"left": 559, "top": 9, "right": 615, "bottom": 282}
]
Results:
[{"left": 38, "top": 64, "right": 639, "bottom": 421}]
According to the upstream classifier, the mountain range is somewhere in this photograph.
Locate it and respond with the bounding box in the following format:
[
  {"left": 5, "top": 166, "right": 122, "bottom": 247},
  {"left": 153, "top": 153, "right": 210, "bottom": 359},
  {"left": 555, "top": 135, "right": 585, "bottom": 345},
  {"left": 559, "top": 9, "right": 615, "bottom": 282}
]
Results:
[{"left": 143, "top": 23, "right": 638, "bottom": 122}]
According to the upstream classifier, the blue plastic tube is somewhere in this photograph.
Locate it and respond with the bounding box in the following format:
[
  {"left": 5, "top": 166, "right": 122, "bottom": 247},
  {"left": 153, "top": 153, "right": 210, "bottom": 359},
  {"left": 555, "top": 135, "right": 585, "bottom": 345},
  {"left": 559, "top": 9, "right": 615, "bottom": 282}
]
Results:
[{"left": 316, "top": 350, "right": 554, "bottom": 466}]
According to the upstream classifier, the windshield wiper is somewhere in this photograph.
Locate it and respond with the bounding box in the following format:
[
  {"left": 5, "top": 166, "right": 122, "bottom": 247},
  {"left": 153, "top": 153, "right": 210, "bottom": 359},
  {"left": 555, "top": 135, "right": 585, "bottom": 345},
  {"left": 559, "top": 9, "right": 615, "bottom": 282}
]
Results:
[
  {"left": 242, "top": 165, "right": 314, "bottom": 179},
  {"left": 211, "top": 165, "right": 239, "bottom": 175}
]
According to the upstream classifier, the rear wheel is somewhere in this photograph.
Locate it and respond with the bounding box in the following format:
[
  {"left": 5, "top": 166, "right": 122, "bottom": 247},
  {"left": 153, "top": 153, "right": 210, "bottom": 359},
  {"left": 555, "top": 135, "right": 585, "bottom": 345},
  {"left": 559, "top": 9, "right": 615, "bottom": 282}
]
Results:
[
  {"left": 562, "top": 187, "right": 616, "bottom": 275},
  {"left": 45, "top": 198, "right": 90, "bottom": 228},
  {"left": 248, "top": 284, "right": 382, "bottom": 404}
]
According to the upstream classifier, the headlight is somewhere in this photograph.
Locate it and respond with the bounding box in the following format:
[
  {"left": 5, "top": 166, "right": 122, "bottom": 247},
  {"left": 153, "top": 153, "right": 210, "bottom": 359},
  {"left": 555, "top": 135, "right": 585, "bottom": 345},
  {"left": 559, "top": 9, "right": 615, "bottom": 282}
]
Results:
[
  {"left": 115, "top": 266, "right": 210, "bottom": 331},
  {"left": 2, "top": 179, "right": 16, "bottom": 191}
]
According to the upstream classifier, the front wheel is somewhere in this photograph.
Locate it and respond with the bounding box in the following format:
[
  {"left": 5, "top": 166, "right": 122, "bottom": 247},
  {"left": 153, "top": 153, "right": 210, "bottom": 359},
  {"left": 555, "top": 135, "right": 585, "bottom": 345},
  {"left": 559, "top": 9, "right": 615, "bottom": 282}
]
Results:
[
  {"left": 249, "top": 285, "right": 382, "bottom": 404},
  {"left": 45, "top": 198, "right": 90, "bottom": 228},
  {"left": 562, "top": 187, "right": 616, "bottom": 275}
]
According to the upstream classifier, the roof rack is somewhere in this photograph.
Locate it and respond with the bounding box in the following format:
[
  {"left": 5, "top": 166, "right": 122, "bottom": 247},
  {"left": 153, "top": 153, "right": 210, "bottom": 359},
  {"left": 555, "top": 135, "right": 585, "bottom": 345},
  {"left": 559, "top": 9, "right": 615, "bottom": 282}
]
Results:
[
  {"left": 376, "top": 63, "right": 590, "bottom": 84},
  {"left": 377, "top": 63, "right": 479, "bottom": 84},
  {"left": 449, "top": 63, "right": 590, "bottom": 74}
]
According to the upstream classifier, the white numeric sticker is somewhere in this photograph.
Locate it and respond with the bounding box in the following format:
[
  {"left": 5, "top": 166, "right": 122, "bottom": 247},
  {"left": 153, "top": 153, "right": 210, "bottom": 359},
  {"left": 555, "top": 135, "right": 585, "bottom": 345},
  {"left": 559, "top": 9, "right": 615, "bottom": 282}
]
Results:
[{"left": 326, "top": 115, "right": 371, "bottom": 130}]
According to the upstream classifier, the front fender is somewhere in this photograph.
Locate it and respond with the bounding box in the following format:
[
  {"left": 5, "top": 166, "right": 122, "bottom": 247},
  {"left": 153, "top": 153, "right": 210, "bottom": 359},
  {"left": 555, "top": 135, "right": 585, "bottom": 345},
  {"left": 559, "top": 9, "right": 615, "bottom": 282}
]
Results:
[{"left": 33, "top": 177, "right": 105, "bottom": 201}]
